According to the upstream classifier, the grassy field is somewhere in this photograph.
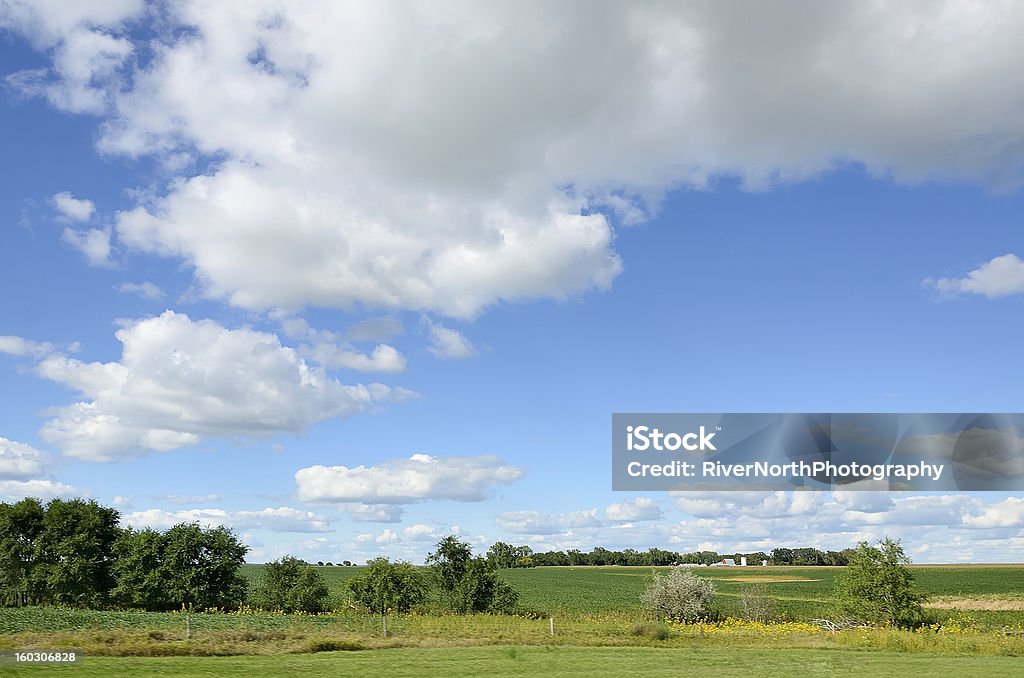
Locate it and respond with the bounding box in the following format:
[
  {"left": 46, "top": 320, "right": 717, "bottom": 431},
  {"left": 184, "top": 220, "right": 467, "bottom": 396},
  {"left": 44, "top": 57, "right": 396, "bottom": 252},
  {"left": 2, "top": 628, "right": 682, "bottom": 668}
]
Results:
[
  {"left": 241, "top": 563, "right": 1024, "bottom": 625},
  {"left": 1, "top": 564, "right": 1022, "bottom": 662},
  {"left": 4, "top": 646, "right": 1024, "bottom": 677}
]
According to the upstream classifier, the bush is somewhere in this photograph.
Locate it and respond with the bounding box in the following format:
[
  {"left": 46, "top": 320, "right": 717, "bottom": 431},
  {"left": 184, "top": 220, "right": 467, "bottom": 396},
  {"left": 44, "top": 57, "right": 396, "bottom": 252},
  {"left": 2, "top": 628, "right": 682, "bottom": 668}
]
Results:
[
  {"left": 834, "top": 537, "right": 927, "bottom": 628},
  {"left": 641, "top": 568, "right": 715, "bottom": 622},
  {"left": 739, "top": 584, "right": 777, "bottom": 623},
  {"left": 250, "top": 556, "right": 330, "bottom": 613},
  {"left": 347, "top": 557, "right": 428, "bottom": 616},
  {"left": 427, "top": 535, "right": 520, "bottom": 614}
]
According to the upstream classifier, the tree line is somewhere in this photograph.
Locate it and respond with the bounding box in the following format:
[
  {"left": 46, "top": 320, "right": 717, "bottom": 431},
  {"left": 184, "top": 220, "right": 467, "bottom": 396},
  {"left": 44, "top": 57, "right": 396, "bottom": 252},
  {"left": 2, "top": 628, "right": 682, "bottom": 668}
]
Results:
[
  {"left": 0, "top": 497, "right": 248, "bottom": 610},
  {"left": 488, "top": 542, "right": 855, "bottom": 568},
  {"left": 0, "top": 498, "right": 517, "bottom": 618}
]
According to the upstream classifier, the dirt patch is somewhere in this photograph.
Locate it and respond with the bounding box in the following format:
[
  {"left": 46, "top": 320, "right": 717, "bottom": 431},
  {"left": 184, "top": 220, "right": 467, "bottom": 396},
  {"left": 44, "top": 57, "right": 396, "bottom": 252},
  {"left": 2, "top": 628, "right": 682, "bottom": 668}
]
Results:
[
  {"left": 716, "top": 576, "right": 819, "bottom": 583},
  {"left": 925, "top": 597, "right": 1024, "bottom": 611}
]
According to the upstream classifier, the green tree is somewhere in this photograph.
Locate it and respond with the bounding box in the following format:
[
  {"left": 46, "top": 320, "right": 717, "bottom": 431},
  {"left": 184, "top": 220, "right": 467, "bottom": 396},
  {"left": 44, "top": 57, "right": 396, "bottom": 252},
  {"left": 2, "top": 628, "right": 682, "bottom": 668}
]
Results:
[
  {"left": 641, "top": 568, "right": 716, "bottom": 622},
  {"left": 111, "top": 523, "right": 248, "bottom": 611},
  {"left": 110, "top": 527, "right": 171, "bottom": 610},
  {"left": 834, "top": 537, "right": 926, "bottom": 627},
  {"left": 347, "top": 557, "right": 427, "bottom": 635},
  {"left": 427, "top": 535, "right": 472, "bottom": 600},
  {"left": 486, "top": 541, "right": 515, "bottom": 569},
  {"left": 0, "top": 498, "right": 45, "bottom": 606},
  {"left": 427, "top": 536, "right": 518, "bottom": 614},
  {"left": 32, "top": 498, "right": 120, "bottom": 607},
  {"left": 251, "top": 556, "right": 330, "bottom": 613},
  {"left": 161, "top": 523, "right": 248, "bottom": 611}
]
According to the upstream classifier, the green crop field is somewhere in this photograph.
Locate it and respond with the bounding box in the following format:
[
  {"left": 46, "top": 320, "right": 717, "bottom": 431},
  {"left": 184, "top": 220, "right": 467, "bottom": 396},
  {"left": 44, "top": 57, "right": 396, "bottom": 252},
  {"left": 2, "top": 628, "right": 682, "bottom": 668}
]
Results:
[{"left": 242, "top": 563, "right": 1024, "bottom": 625}]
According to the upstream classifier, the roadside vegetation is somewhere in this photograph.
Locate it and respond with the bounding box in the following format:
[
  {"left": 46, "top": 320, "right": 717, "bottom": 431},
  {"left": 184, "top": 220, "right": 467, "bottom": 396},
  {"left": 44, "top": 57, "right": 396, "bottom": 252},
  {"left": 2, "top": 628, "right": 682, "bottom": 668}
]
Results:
[{"left": 2, "top": 497, "right": 1023, "bottom": 661}]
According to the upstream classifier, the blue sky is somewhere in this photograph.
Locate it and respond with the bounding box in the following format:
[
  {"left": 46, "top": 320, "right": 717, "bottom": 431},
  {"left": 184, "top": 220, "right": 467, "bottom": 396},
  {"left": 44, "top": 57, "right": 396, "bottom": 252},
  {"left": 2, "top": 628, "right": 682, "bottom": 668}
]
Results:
[{"left": 2, "top": 1, "right": 1024, "bottom": 564}]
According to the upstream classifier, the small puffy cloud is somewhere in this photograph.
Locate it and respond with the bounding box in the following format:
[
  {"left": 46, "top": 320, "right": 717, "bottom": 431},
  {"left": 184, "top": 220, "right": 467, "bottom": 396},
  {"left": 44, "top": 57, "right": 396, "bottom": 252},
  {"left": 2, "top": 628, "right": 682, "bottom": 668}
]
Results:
[
  {"left": 671, "top": 491, "right": 821, "bottom": 519},
  {"left": 305, "top": 343, "right": 406, "bottom": 373},
  {"left": 0, "top": 479, "right": 78, "bottom": 501},
  {"left": 122, "top": 506, "right": 333, "bottom": 533},
  {"left": 605, "top": 497, "right": 662, "bottom": 522},
  {"left": 339, "top": 503, "right": 404, "bottom": 523},
  {"left": 0, "top": 335, "right": 54, "bottom": 358},
  {"left": 928, "top": 254, "right": 1024, "bottom": 299},
  {"left": 403, "top": 524, "right": 440, "bottom": 541},
  {"left": 832, "top": 491, "right": 896, "bottom": 514},
  {"left": 163, "top": 493, "right": 220, "bottom": 505},
  {"left": 117, "top": 281, "right": 164, "bottom": 300},
  {"left": 281, "top": 319, "right": 406, "bottom": 373},
  {"left": 35, "top": 311, "right": 402, "bottom": 461},
  {"left": 376, "top": 528, "right": 399, "bottom": 543},
  {"left": 357, "top": 528, "right": 398, "bottom": 544},
  {"left": 495, "top": 508, "right": 601, "bottom": 535},
  {"left": 962, "top": 497, "right": 1024, "bottom": 528},
  {"left": 295, "top": 453, "right": 524, "bottom": 504},
  {"left": 0, "top": 437, "right": 47, "bottom": 479},
  {"left": 61, "top": 226, "right": 112, "bottom": 267},
  {"left": 427, "top": 322, "right": 476, "bottom": 359},
  {"left": 52, "top": 191, "right": 95, "bottom": 222}
]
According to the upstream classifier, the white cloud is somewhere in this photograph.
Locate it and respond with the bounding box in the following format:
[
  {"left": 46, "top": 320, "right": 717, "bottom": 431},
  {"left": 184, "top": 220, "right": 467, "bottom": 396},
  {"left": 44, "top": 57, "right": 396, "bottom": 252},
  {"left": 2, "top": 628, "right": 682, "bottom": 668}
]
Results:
[
  {"left": 117, "top": 281, "right": 165, "bottom": 300},
  {"left": 0, "top": 335, "right": 55, "bottom": 358},
  {"left": 929, "top": 254, "right": 1024, "bottom": 299},
  {"left": 671, "top": 491, "right": 819, "bottom": 519},
  {"left": 20, "top": 4, "right": 1024, "bottom": 317},
  {"left": 35, "top": 310, "right": 403, "bottom": 461},
  {"left": 122, "top": 506, "right": 333, "bottom": 533},
  {"left": 281, "top": 318, "right": 406, "bottom": 372},
  {"left": 163, "top": 493, "right": 220, "bottom": 505},
  {"left": 403, "top": 524, "right": 441, "bottom": 541},
  {"left": 0, "top": 437, "right": 47, "bottom": 479},
  {"left": 339, "top": 503, "right": 404, "bottom": 523},
  {"left": 52, "top": 191, "right": 95, "bottom": 222},
  {"left": 304, "top": 342, "right": 406, "bottom": 373},
  {"left": 426, "top": 322, "right": 476, "bottom": 359},
  {"left": 0, "top": 479, "right": 78, "bottom": 501},
  {"left": 61, "top": 226, "right": 112, "bottom": 267},
  {"left": 605, "top": 497, "right": 662, "bottom": 522},
  {"left": 295, "top": 453, "right": 524, "bottom": 503},
  {"left": 495, "top": 508, "right": 601, "bottom": 535},
  {"left": 376, "top": 528, "right": 399, "bottom": 543},
  {"left": 962, "top": 497, "right": 1024, "bottom": 528}
]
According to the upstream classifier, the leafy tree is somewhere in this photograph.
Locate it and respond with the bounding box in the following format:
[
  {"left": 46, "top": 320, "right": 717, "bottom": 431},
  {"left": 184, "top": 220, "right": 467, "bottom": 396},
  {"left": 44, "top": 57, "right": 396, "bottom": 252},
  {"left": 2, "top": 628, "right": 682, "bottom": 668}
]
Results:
[
  {"left": 834, "top": 537, "right": 926, "bottom": 627},
  {"left": 251, "top": 556, "right": 330, "bottom": 613},
  {"left": 32, "top": 498, "right": 120, "bottom": 607},
  {"left": 641, "top": 568, "right": 716, "bottom": 622},
  {"left": 347, "top": 557, "right": 427, "bottom": 635},
  {"left": 427, "top": 535, "right": 472, "bottom": 599},
  {"left": 111, "top": 522, "right": 248, "bottom": 611},
  {"left": 427, "top": 536, "right": 518, "bottom": 614},
  {"left": 111, "top": 528, "right": 171, "bottom": 610},
  {"left": 0, "top": 498, "right": 45, "bottom": 606},
  {"left": 161, "top": 523, "right": 248, "bottom": 611},
  {"left": 487, "top": 541, "right": 516, "bottom": 569}
]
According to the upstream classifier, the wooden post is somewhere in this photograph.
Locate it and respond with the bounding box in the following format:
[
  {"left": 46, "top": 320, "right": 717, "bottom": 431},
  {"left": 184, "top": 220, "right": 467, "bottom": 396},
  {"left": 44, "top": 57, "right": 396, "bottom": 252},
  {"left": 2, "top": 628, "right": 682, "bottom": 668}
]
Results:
[
  {"left": 382, "top": 612, "right": 388, "bottom": 637},
  {"left": 549, "top": 616, "right": 554, "bottom": 637},
  {"left": 186, "top": 613, "right": 191, "bottom": 639}
]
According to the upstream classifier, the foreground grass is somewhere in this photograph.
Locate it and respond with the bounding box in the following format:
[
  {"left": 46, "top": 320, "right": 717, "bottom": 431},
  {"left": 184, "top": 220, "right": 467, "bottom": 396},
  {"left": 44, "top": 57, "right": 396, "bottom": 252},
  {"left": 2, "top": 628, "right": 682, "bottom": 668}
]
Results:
[
  {"left": 1, "top": 610, "right": 1022, "bottom": 657},
  {"left": 4, "top": 646, "right": 1024, "bottom": 677}
]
